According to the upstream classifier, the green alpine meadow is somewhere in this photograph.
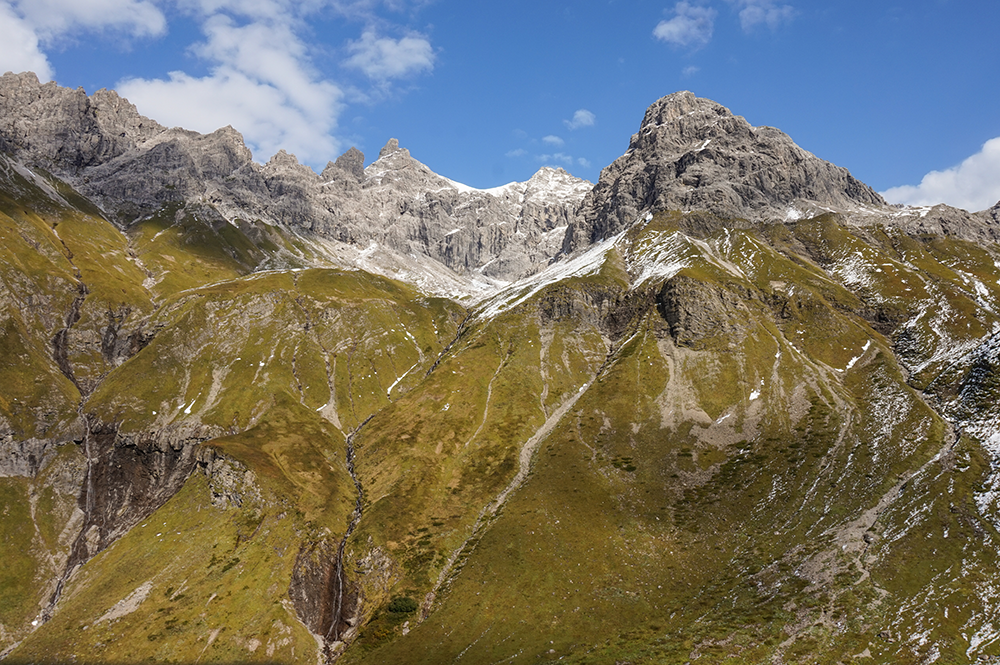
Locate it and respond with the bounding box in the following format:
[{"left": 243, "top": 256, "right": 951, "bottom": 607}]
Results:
[{"left": 3, "top": 76, "right": 1000, "bottom": 664}]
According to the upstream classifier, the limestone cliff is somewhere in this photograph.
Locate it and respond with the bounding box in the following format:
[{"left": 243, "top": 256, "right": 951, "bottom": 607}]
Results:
[
  {"left": 0, "top": 73, "right": 592, "bottom": 283},
  {"left": 567, "top": 91, "right": 884, "bottom": 250}
]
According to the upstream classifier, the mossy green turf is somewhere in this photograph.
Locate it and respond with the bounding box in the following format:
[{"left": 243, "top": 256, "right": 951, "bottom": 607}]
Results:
[
  {"left": 0, "top": 163, "right": 463, "bottom": 659},
  {"left": 346, "top": 318, "right": 944, "bottom": 664},
  {"left": 84, "top": 267, "right": 463, "bottom": 433},
  {"left": 342, "top": 292, "right": 611, "bottom": 656},
  {"left": 0, "top": 479, "right": 43, "bottom": 627},
  {"left": 0, "top": 156, "right": 153, "bottom": 424},
  {"left": 0, "top": 444, "right": 84, "bottom": 642},
  {"left": 6, "top": 159, "right": 1000, "bottom": 665},
  {"left": 342, "top": 214, "right": 998, "bottom": 664},
  {"left": 8, "top": 472, "right": 318, "bottom": 664},
  {"left": 127, "top": 203, "right": 281, "bottom": 298}
]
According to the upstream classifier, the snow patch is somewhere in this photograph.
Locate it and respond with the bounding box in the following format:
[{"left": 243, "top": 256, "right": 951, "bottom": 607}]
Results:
[
  {"left": 183, "top": 393, "right": 201, "bottom": 415},
  {"left": 475, "top": 232, "right": 621, "bottom": 319},
  {"left": 843, "top": 340, "right": 872, "bottom": 371},
  {"left": 785, "top": 207, "right": 805, "bottom": 221}
]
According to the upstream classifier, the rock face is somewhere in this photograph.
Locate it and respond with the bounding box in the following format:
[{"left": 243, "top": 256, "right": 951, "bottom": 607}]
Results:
[
  {"left": 878, "top": 202, "right": 1000, "bottom": 244},
  {"left": 566, "top": 91, "right": 885, "bottom": 250},
  {"left": 316, "top": 142, "right": 592, "bottom": 280},
  {"left": 0, "top": 71, "right": 164, "bottom": 172},
  {"left": 326, "top": 146, "right": 365, "bottom": 182},
  {"left": 0, "top": 72, "right": 592, "bottom": 283},
  {"left": 215, "top": 139, "right": 591, "bottom": 280}
]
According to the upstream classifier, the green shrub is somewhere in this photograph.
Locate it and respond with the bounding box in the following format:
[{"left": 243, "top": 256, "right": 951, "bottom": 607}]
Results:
[{"left": 387, "top": 596, "right": 418, "bottom": 614}]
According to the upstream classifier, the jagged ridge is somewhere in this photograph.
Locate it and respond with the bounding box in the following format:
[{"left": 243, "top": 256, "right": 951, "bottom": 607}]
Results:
[
  {"left": 5, "top": 74, "right": 1000, "bottom": 665},
  {"left": 0, "top": 72, "right": 592, "bottom": 286}
]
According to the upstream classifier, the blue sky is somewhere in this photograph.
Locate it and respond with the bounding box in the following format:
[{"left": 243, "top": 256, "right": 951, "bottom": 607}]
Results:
[{"left": 2, "top": 0, "right": 999, "bottom": 211}]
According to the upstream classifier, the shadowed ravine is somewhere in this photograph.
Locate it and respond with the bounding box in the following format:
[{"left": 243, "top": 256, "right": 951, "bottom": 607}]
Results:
[{"left": 289, "top": 415, "right": 371, "bottom": 662}]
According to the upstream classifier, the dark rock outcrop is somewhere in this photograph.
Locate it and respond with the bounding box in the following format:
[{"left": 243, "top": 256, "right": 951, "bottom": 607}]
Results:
[{"left": 656, "top": 276, "right": 752, "bottom": 348}]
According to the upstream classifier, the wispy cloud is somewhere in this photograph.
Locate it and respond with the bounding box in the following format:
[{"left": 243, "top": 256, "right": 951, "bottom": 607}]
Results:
[
  {"left": 653, "top": 1, "right": 793, "bottom": 50},
  {"left": 730, "top": 0, "right": 796, "bottom": 32},
  {"left": 537, "top": 153, "right": 572, "bottom": 165},
  {"left": 12, "top": 0, "right": 166, "bottom": 41},
  {"left": 682, "top": 65, "right": 700, "bottom": 77},
  {"left": 881, "top": 137, "right": 1000, "bottom": 213},
  {"left": 118, "top": 8, "right": 344, "bottom": 165},
  {"left": 325, "top": 0, "right": 433, "bottom": 20},
  {"left": 653, "top": 2, "right": 717, "bottom": 49},
  {"left": 537, "top": 153, "right": 590, "bottom": 171},
  {"left": 1, "top": 0, "right": 169, "bottom": 81},
  {"left": 564, "top": 109, "right": 596, "bottom": 130},
  {"left": 504, "top": 130, "right": 591, "bottom": 174},
  {"left": 344, "top": 29, "right": 435, "bottom": 80}
]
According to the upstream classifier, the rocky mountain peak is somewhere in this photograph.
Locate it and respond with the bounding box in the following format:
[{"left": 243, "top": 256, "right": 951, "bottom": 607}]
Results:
[
  {"left": 362, "top": 138, "right": 444, "bottom": 193},
  {"left": 266, "top": 149, "right": 301, "bottom": 167},
  {"left": 325, "top": 146, "right": 365, "bottom": 182},
  {"left": 638, "top": 90, "right": 726, "bottom": 130},
  {"left": 378, "top": 137, "right": 407, "bottom": 159},
  {"left": 0, "top": 71, "right": 165, "bottom": 173},
  {"left": 524, "top": 166, "right": 594, "bottom": 205},
  {"left": 565, "top": 91, "right": 886, "bottom": 250},
  {"left": 0, "top": 74, "right": 595, "bottom": 288}
]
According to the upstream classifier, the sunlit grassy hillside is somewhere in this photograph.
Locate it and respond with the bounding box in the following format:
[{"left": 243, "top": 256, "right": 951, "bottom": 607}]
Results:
[{"left": 4, "top": 158, "right": 1000, "bottom": 664}]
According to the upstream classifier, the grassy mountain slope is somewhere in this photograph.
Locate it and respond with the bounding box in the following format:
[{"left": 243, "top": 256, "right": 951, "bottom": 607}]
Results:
[
  {"left": 3, "top": 159, "right": 1000, "bottom": 665},
  {"left": 341, "top": 212, "right": 1000, "bottom": 664}
]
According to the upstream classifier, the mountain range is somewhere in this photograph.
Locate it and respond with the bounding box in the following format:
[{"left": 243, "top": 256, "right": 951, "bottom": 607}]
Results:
[{"left": 2, "top": 69, "right": 1000, "bottom": 664}]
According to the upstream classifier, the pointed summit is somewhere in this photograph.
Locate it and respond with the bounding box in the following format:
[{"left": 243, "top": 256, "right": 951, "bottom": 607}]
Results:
[
  {"left": 379, "top": 138, "right": 409, "bottom": 159},
  {"left": 638, "top": 90, "right": 725, "bottom": 129},
  {"left": 566, "top": 91, "right": 884, "bottom": 250},
  {"left": 321, "top": 147, "right": 365, "bottom": 183},
  {"left": 335, "top": 146, "right": 365, "bottom": 181}
]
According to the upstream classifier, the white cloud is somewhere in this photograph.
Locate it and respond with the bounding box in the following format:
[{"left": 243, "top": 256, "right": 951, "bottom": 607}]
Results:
[
  {"left": 12, "top": 0, "right": 166, "bottom": 41},
  {"left": 120, "top": 69, "right": 341, "bottom": 163},
  {"left": 653, "top": 2, "right": 717, "bottom": 49},
  {"left": 542, "top": 135, "right": 564, "bottom": 147},
  {"left": 119, "top": 12, "right": 343, "bottom": 165},
  {"left": 537, "top": 152, "right": 575, "bottom": 166},
  {"left": 682, "top": 65, "right": 700, "bottom": 77},
  {"left": 577, "top": 157, "right": 591, "bottom": 168},
  {"left": 564, "top": 109, "right": 596, "bottom": 130},
  {"left": 505, "top": 148, "right": 527, "bottom": 158},
  {"left": 881, "top": 137, "right": 1000, "bottom": 213},
  {"left": 326, "top": 0, "right": 430, "bottom": 19},
  {"left": 345, "top": 29, "right": 435, "bottom": 80},
  {"left": 176, "top": 0, "right": 287, "bottom": 19},
  {"left": 0, "top": 0, "right": 168, "bottom": 81},
  {"left": 0, "top": 3, "right": 53, "bottom": 80},
  {"left": 730, "top": 0, "right": 795, "bottom": 32}
]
